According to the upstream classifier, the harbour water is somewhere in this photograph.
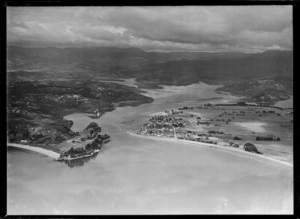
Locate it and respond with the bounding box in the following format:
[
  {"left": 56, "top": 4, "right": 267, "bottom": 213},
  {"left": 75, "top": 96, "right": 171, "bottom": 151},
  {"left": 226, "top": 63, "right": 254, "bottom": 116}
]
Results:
[{"left": 7, "top": 81, "right": 293, "bottom": 214}]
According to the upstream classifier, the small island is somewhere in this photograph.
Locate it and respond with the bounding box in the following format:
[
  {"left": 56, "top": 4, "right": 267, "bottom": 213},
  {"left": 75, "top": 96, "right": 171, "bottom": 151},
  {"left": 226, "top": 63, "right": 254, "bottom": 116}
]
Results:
[
  {"left": 57, "top": 122, "right": 110, "bottom": 161},
  {"left": 7, "top": 121, "right": 111, "bottom": 164},
  {"left": 7, "top": 79, "right": 153, "bottom": 166}
]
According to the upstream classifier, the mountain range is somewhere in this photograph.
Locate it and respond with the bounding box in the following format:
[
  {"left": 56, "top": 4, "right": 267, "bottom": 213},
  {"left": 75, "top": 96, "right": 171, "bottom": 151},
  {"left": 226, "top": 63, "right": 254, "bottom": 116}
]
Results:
[{"left": 7, "top": 46, "right": 293, "bottom": 85}]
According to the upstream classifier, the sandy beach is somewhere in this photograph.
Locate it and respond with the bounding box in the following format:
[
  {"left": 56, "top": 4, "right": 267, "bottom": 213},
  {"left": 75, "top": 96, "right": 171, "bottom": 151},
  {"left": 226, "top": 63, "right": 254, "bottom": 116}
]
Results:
[
  {"left": 7, "top": 143, "right": 60, "bottom": 160},
  {"left": 8, "top": 80, "right": 293, "bottom": 214},
  {"left": 127, "top": 132, "right": 293, "bottom": 168}
]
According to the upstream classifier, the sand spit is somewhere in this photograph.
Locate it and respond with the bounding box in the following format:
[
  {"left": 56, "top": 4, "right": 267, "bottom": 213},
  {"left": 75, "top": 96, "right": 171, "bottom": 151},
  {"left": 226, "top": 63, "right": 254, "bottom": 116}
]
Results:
[
  {"left": 127, "top": 132, "right": 292, "bottom": 168},
  {"left": 7, "top": 143, "right": 60, "bottom": 160}
]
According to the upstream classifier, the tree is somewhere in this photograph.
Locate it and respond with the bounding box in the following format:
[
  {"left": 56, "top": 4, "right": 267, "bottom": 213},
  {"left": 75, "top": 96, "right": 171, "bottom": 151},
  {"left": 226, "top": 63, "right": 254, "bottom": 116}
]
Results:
[{"left": 244, "top": 143, "right": 262, "bottom": 154}]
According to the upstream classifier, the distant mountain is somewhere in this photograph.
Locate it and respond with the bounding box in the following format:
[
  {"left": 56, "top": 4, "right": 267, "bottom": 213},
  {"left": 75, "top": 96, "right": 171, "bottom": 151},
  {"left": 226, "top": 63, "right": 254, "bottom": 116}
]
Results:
[
  {"left": 7, "top": 46, "right": 293, "bottom": 85},
  {"left": 135, "top": 50, "right": 293, "bottom": 85},
  {"left": 7, "top": 45, "right": 259, "bottom": 64}
]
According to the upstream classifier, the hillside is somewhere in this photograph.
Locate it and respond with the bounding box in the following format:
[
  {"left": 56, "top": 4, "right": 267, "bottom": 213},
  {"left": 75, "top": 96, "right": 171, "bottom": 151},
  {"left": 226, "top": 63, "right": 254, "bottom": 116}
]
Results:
[
  {"left": 7, "top": 80, "right": 153, "bottom": 145},
  {"left": 7, "top": 46, "right": 293, "bottom": 85},
  {"left": 136, "top": 50, "right": 292, "bottom": 85},
  {"left": 7, "top": 46, "right": 293, "bottom": 105}
]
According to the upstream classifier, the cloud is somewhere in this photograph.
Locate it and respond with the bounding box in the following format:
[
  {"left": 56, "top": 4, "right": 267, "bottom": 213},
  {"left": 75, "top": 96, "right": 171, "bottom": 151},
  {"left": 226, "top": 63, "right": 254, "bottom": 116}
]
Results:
[{"left": 7, "top": 6, "right": 293, "bottom": 52}]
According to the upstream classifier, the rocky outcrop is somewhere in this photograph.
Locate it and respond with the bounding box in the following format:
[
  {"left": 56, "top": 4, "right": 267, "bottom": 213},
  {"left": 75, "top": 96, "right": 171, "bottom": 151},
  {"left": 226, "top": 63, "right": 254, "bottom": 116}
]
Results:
[
  {"left": 58, "top": 123, "right": 111, "bottom": 161},
  {"left": 244, "top": 143, "right": 263, "bottom": 154},
  {"left": 97, "top": 133, "right": 110, "bottom": 141},
  {"left": 84, "top": 122, "right": 101, "bottom": 132},
  {"left": 59, "top": 139, "right": 102, "bottom": 161},
  {"left": 61, "top": 151, "right": 99, "bottom": 168},
  {"left": 82, "top": 122, "right": 102, "bottom": 139}
]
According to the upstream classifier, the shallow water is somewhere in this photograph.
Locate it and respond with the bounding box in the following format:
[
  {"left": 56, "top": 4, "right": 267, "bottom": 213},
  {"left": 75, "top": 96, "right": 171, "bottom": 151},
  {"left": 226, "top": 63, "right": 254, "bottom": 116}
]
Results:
[{"left": 7, "top": 81, "right": 293, "bottom": 214}]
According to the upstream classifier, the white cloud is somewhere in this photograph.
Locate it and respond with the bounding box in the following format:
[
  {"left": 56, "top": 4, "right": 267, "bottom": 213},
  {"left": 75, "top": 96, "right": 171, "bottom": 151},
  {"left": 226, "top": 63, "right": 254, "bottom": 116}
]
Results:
[{"left": 7, "top": 6, "right": 293, "bottom": 52}]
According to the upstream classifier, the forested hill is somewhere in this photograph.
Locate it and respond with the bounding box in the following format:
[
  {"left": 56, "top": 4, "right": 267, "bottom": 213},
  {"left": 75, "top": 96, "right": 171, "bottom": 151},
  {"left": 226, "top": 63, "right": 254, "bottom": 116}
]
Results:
[
  {"left": 7, "top": 46, "right": 292, "bottom": 85},
  {"left": 136, "top": 50, "right": 293, "bottom": 85}
]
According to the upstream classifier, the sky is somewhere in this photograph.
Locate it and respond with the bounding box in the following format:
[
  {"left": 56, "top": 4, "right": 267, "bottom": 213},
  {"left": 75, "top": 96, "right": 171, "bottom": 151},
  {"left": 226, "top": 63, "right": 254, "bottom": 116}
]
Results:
[{"left": 7, "top": 6, "right": 293, "bottom": 52}]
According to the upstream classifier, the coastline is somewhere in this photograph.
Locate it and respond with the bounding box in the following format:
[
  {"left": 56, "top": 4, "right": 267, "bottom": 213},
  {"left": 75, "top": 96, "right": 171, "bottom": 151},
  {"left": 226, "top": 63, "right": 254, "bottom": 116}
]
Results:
[
  {"left": 7, "top": 143, "right": 60, "bottom": 160},
  {"left": 8, "top": 143, "right": 102, "bottom": 162},
  {"left": 58, "top": 149, "right": 100, "bottom": 161},
  {"left": 127, "top": 132, "right": 293, "bottom": 168}
]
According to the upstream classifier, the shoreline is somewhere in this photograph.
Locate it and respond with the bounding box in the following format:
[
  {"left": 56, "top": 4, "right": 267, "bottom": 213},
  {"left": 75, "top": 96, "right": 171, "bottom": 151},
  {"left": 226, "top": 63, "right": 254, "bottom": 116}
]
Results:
[
  {"left": 57, "top": 149, "right": 100, "bottom": 161},
  {"left": 8, "top": 143, "right": 102, "bottom": 162},
  {"left": 127, "top": 132, "right": 293, "bottom": 168},
  {"left": 7, "top": 143, "right": 60, "bottom": 160}
]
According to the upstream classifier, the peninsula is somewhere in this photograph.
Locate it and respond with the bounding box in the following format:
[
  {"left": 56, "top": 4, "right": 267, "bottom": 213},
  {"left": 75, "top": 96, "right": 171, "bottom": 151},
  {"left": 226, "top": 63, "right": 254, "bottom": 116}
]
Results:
[
  {"left": 7, "top": 79, "right": 153, "bottom": 163},
  {"left": 133, "top": 101, "right": 293, "bottom": 165}
]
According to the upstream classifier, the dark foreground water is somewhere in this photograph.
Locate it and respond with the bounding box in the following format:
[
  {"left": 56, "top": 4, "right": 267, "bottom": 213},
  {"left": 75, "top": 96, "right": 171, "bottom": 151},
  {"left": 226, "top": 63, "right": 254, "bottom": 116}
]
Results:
[{"left": 7, "top": 81, "right": 293, "bottom": 214}]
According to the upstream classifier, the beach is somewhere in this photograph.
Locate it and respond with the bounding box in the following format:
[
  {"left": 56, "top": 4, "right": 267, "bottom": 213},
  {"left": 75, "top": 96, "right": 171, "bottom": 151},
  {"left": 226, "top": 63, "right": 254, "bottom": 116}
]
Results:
[
  {"left": 7, "top": 143, "right": 60, "bottom": 160},
  {"left": 127, "top": 132, "right": 293, "bottom": 168},
  {"left": 7, "top": 80, "right": 293, "bottom": 214}
]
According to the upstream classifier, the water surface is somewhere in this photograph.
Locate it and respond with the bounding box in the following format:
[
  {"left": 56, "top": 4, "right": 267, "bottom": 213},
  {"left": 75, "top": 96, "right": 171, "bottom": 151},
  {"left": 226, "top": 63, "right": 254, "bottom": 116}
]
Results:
[{"left": 7, "top": 81, "right": 293, "bottom": 214}]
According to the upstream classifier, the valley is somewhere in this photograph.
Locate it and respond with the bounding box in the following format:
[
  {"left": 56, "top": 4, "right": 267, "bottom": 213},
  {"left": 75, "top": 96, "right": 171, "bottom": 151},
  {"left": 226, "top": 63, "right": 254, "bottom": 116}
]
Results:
[{"left": 7, "top": 47, "right": 293, "bottom": 163}]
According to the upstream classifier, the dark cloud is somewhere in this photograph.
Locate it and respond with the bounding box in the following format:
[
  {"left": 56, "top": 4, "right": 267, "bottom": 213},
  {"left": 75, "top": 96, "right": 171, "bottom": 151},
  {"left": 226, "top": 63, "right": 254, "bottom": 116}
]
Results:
[{"left": 7, "top": 6, "right": 293, "bottom": 52}]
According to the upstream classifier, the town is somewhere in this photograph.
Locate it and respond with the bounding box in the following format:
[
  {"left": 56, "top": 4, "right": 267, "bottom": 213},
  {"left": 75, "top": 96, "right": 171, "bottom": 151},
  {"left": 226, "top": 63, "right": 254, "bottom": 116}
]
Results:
[{"left": 137, "top": 102, "right": 293, "bottom": 155}]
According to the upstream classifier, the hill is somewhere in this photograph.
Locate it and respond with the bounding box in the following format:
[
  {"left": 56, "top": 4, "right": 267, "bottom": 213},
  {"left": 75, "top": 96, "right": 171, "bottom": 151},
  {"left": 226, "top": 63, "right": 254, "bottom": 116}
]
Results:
[{"left": 7, "top": 46, "right": 292, "bottom": 85}]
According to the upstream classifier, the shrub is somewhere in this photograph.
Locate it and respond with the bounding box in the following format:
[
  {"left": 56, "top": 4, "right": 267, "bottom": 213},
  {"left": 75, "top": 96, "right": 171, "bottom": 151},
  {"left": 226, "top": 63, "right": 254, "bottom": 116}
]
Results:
[
  {"left": 244, "top": 143, "right": 262, "bottom": 154},
  {"left": 233, "top": 136, "right": 242, "bottom": 140}
]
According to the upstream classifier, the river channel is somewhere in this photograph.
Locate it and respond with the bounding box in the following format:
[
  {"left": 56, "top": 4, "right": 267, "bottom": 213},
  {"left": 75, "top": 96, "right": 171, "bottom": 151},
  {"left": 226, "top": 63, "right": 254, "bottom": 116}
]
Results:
[{"left": 7, "top": 80, "right": 293, "bottom": 214}]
